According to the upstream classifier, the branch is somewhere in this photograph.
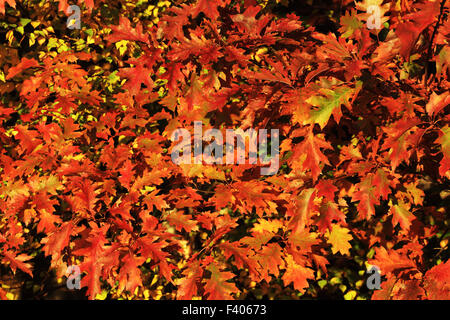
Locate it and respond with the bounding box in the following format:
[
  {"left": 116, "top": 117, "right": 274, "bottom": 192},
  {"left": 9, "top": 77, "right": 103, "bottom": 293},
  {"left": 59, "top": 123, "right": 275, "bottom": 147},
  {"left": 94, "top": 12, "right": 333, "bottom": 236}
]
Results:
[{"left": 424, "top": 0, "right": 447, "bottom": 88}]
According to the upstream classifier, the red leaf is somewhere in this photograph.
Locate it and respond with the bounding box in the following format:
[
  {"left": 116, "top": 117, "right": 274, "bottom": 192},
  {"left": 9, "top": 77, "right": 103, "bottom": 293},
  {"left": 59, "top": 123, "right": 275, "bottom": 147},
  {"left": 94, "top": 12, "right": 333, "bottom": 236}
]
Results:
[
  {"left": 41, "top": 222, "right": 73, "bottom": 265},
  {"left": 176, "top": 261, "right": 202, "bottom": 300},
  {"left": 2, "top": 250, "right": 33, "bottom": 277},
  {"left": 6, "top": 58, "right": 39, "bottom": 80},
  {"left": 118, "top": 253, "right": 145, "bottom": 294},
  {"left": 369, "top": 247, "right": 416, "bottom": 274},
  {"left": 191, "top": 0, "right": 224, "bottom": 20},
  {"left": 14, "top": 125, "right": 40, "bottom": 154},
  {"left": 390, "top": 202, "right": 415, "bottom": 231},
  {"left": 106, "top": 17, "right": 149, "bottom": 44},
  {"left": 164, "top": 210, "right": 198, "bottom": 233},
  {"left": 74, "top": 224, "right": 119, "bottom": 299},
  {"left": 426, "top": 91, "right": 450, "bottom": 117},
  {"left": 74, "top": 180, "right": 98, "bottom": 216},
  {"left": 424, "top": 261, "right": 450, "bottom": 300},
  {"left": 395, "top": 1, "right": 440, "bottom": 60},
  {"left": 292, "top": 132, "right": 332, "bottom": 181},
  {"left": 316, "top": 201, "right": 346, "bottom": 232}
]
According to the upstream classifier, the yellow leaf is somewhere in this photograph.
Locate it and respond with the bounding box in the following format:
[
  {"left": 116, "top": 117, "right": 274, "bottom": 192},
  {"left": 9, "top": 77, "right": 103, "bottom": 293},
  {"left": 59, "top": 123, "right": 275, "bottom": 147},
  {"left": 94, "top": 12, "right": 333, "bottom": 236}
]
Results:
[
  {"left": 326, "top": 225, "right": 352, "bottom": 255},
  {"left": 344, "top": 290, "right": 357, "bottom": 300},
  {"left": 95, "top": 290, "right": 108, "bottom": 300}
]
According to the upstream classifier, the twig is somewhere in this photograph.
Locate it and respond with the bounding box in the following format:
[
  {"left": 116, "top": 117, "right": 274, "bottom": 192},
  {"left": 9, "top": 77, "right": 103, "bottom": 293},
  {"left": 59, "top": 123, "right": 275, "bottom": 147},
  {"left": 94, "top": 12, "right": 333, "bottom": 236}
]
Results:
[{"left": 424, "top": 0, "right": 447, "bottom": 89}]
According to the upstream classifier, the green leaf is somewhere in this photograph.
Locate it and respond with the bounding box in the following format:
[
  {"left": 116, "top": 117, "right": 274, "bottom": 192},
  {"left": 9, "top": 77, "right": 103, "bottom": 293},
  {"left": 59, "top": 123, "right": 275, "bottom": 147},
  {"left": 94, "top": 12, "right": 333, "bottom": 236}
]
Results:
[
  {"left": 339, "top": 10, "right": 363, "bottom": 38},
  {"left": 20, "top": 18, "right": 31, "bottom": 27},
  {"left": 306, "top": 86, "right": 354, "bottom": 129}
]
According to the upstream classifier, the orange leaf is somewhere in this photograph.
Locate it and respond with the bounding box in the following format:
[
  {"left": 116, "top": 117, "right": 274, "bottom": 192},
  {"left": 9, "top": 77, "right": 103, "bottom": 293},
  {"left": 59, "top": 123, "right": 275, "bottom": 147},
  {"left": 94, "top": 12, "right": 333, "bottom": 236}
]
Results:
[
  {"left": 282, "top": 255, "right": 314, "bottom": 293},
  {"left": 204, "top": 261, "right": 238, "bottom": 300}
]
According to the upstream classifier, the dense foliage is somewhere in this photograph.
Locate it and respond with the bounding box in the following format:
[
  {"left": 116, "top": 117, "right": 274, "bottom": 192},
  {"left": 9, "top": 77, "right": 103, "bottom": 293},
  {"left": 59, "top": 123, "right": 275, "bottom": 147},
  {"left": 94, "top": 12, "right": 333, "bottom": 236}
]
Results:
[{"left": 0, "top": 0, "right": 449, "bottom": 300}]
